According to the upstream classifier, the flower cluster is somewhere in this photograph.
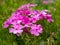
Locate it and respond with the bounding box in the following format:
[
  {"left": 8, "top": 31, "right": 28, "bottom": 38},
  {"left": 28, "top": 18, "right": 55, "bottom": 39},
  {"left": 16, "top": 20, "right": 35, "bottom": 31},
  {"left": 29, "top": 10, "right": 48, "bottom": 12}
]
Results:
[{"left": 3, "top": 4, "right": 53, "bottom": 36}]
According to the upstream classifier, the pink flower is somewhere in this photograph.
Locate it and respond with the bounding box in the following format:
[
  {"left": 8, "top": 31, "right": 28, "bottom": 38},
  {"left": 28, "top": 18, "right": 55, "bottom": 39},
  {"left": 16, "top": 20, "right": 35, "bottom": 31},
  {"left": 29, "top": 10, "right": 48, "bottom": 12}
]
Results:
[
  {"left": 9, "top": 28, "right": 23, "bottom": 35},
  {"left": 30, "top": 24, "right": 43, "bottom": 36},
  {"left": 39, "top": 10, "right": 54, "bottom": 23},
  {"left": 22, "top": 16, "right": 30, "bottom": 24},
  {"left": 18, "top": 4, "right": 37, "bottom": 10},
  {"left": 3, "top": 4, "right": 53, "bottom": 36},
  {"left": 30, "top": 30, "right": 39, "bottom": 36},
  {"left": 43, "top": 0, "right": 49, "bottom": 4},
  {"left": 3, "top": 19, "right": 11, "bottom": 28},
  {"left": 11, "top": 24, "right": 23, "bottom": 30},
  {"left": 44, "top": 14, "right": 54, "bottom": 22}
]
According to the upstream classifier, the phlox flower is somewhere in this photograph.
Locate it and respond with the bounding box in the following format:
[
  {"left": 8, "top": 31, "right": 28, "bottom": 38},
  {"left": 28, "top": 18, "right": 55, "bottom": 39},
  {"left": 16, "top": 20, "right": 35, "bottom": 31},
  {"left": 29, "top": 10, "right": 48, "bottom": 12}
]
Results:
[
  {"left": 3, "top": 4, "right": 53, "bottom": 36},
  {"left": 30, "top": 24, "right": 43, "bottom": 36},
  {"left": 9, "top": 28, "right": 23, "bottom": 35}
]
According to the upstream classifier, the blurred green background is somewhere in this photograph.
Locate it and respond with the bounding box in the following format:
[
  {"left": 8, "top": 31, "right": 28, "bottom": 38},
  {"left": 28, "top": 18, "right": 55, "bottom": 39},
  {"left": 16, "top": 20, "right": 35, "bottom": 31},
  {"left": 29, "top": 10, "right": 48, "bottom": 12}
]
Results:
[{"left": 0, "top": 0, "right": 60, "bottom": 45}]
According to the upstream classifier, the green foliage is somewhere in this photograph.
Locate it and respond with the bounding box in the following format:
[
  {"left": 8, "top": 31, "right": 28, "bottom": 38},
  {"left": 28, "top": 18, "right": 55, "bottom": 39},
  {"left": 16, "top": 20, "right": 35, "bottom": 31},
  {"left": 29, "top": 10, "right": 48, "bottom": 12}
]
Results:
[{"left": 0, "top": 0, "right": 60, "bottom": 45}]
